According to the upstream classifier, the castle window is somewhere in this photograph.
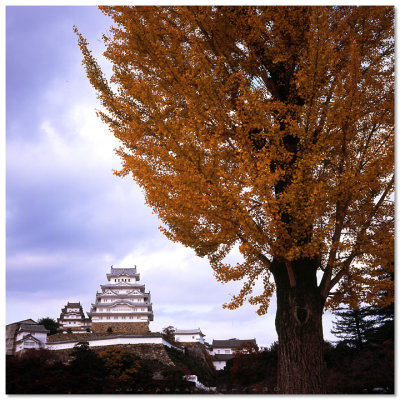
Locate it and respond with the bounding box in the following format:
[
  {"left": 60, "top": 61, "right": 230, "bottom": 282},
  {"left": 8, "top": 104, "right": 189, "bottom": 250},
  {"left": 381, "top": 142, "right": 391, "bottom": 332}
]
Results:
[{"left": 24, "top": 340, "right": 36, "bottom": 348}]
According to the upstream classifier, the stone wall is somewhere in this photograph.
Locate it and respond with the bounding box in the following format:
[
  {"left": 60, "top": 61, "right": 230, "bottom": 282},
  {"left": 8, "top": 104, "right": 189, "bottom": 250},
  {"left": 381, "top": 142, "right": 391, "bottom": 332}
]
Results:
[
  {"left": 46, "top": 343, "right": 175, "bottom": 367},
  {"left": 95, "top": 344, "right": 175, "bottom": 366},
  {"left": 6, "top": 323, "right": 18, "bottom": 356},
  {"left": 184, "top": 342, "right": 216, "bottom": 372},
  {"left": 91, "top": 322, "right": 149, "bottom": 335}
]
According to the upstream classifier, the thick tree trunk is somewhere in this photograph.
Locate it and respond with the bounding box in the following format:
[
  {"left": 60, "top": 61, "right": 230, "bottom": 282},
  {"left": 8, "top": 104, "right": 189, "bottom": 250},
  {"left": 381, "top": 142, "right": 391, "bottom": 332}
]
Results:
[{"left": 271, "top": 258, "right": 326, "bottom": 394}]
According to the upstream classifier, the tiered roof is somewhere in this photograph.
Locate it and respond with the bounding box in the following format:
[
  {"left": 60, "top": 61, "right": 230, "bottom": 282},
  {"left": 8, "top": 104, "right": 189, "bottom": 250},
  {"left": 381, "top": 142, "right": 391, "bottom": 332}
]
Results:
[
  {"left": 106, "top": 266, "right": 140, "bottom": 281},
  {"left": 58, "top": 301, "right": 91, "bottom": 333},
  {"left": 60, "top": 302, "right": 85, "bottom": 315},
  {"left": 89, "top": 266, "right": 154, "bottom": 322}
]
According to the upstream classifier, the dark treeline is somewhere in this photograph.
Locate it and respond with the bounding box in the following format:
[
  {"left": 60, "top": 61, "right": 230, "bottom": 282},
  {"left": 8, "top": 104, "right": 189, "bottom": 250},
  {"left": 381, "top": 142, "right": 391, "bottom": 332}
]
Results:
[
  {"left": 7, "top": 303, "right": 394, "bottom": 394},
  {"left": 7, "top": 336, "right": 393, "bottom": 394},
  {"left": 6, "top": 343, "right": 199, "bottom": 394}
]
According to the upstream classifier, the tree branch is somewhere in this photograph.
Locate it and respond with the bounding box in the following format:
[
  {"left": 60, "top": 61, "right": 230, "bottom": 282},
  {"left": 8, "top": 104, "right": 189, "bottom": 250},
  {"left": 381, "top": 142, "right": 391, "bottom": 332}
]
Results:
[
  {"left": 285, "top": 260, "right": 296, "bottom": 288},
  {"left": 319, "top": 200, "right": 348, "bottom": 298},
  {"left": 322, "top": 174, "right": 394, "bottom": 296}
]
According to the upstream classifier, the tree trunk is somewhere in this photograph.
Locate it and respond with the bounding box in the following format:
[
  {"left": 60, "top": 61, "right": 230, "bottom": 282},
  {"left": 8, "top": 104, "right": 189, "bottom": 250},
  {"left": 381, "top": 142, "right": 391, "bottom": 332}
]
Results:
[{"left": 271, "top": 258, "right": 326, "bottom": 394}]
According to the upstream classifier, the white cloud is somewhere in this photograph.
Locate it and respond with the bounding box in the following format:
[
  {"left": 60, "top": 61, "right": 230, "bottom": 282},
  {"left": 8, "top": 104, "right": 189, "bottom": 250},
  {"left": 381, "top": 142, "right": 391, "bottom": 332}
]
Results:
[
  {"left": 39, "top": 104, "right": 120, "bottom": 171},
  {"left": 7, "top": 294, "right": 71, "bottom": 323},
  {"left": 7, "top": 252, "right": 69, "bottom": 271},
  {"left": 66, "top": 103, "right": 121, "bottom": 167}
]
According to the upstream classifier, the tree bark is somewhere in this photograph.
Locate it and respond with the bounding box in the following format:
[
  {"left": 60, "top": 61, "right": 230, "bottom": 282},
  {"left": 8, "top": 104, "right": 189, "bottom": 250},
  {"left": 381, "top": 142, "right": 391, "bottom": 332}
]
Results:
[{"left": 271, "top": 258, "right": 326, "bottom": 394}]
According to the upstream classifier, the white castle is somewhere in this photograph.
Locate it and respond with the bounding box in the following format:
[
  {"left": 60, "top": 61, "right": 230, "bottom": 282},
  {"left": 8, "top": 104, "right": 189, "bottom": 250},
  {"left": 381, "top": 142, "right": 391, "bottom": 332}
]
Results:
[
  {"left": 88, "top": 266, "right": 154, "bottom": 334},
  {"left": 6, "top": 264, "right": 256, "bottom": 374},
  {"left": 58, "top": 302, "right": 91, "bottom": 333}
]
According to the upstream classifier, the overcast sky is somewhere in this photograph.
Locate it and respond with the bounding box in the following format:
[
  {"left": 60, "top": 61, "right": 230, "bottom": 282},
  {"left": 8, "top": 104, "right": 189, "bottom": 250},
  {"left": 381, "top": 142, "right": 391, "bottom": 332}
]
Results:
[{"left": 6, "top": 5, "right": 337, "bottom": 347}]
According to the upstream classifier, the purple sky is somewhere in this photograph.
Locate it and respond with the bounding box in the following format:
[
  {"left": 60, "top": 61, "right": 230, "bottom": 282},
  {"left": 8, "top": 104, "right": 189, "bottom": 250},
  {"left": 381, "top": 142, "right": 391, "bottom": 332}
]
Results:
[{"left": 6, "top": 6, "right": 336, "bottom": 346}]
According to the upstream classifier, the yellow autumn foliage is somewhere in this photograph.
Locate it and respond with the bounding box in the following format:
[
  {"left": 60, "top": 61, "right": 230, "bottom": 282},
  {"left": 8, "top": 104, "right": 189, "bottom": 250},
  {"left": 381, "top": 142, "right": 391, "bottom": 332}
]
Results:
[{"left": 75, "top": 6, "right": 394, "bottom": 314}]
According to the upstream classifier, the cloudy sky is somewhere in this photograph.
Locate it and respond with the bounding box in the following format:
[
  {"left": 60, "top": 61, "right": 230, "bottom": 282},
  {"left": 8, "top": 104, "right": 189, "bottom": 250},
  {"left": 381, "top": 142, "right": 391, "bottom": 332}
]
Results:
[{"left": 6, "top": 6, "right": 336, "bottom": 347}]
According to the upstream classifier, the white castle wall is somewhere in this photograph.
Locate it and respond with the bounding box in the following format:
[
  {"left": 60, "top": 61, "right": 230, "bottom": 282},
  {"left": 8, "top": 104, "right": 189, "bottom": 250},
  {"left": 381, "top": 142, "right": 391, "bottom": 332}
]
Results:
[{"left": 46, "top": 335, "right": 183, "bottom": 351}]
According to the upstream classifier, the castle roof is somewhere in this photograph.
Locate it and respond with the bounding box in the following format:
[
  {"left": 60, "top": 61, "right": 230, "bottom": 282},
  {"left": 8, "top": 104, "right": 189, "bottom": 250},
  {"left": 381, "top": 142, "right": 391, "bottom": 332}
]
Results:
[
  {"left": 6, "top": 319, "right": 37, "bottom": 327},
  {"left": 212, "top": 354, "right": 235, "bottom": 362},
  {"left": 107, "top": 266, "right": 140, "bottom": 279},
  {"left": 88, "top": 310, "right": 153, "bottom": 316},
  {"left": 18, "top": 324, "right": 49, "bottom": 334},
  {"left": 92, "top": 299, "right": 152, "bottom": 308},
  {"left": 60, "top": 310, "right": 84, "bottom": 316},
  {"left": 60, "top": 302, "right": 85, "bottom": 315},
  {"left": 100, "top": 284, "right": 146, "bottom": 291},
  {"left": 175, "top": 329, "right": 205, "bottom": 337},
  {"left": 212, "top": 338, "right": 256, "bottom": 348},
  {"left": 66, "top": 302, "right": 82, "bottom": 308},
  {"left": 97, "top": 289, "right": 145, "bottom": 296}
]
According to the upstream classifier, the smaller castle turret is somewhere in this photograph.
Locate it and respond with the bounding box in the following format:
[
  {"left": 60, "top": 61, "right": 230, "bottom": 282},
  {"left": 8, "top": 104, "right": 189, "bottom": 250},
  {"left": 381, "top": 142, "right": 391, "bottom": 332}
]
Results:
[{"left": 58, "top": 302, "right": 91, "bottom": 333}]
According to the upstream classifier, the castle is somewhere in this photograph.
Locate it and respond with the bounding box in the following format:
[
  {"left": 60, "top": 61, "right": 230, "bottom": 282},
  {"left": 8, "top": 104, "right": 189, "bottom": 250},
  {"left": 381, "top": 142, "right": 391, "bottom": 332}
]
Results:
[
  {"left": 7, "top": 266, "right": 170, "bottom": 355},
  {"left": 55, "top": 266, "right": 153, "bottom": 335},
  {"left": 6, "top": 265, "right": 257, "bottom": 371},
  {"left": 88, "top": 266, "right": 153, "bottom": 334},
  {"left": 58, "top": 302, "right": 91, "bottom": 333}
]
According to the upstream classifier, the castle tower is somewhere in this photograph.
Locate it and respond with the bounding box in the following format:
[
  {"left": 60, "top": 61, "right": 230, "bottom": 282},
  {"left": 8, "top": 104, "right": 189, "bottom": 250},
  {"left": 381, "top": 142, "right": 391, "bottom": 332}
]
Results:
[
  {"left": 58, "top": 302, "right": 91, "bottom": 333},
  {"left": 88, "top": 266, "right": 153, "bottom": 334}
]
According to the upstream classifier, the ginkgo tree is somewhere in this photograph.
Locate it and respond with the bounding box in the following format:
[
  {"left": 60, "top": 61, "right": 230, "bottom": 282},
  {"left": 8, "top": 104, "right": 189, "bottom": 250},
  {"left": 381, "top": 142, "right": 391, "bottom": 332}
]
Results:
[{"left": 75, "top": 6, "right": 394, "bottom": 393}]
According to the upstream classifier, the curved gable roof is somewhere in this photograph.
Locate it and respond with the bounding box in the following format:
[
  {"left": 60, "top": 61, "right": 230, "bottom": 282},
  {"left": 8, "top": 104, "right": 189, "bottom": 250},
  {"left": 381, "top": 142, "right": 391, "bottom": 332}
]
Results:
[
  {"left": 107, "top": 266, "right": 139, "bottom": 278},
  {"left": 18, "top": 324, "right": 49, "bottom": 334}
]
